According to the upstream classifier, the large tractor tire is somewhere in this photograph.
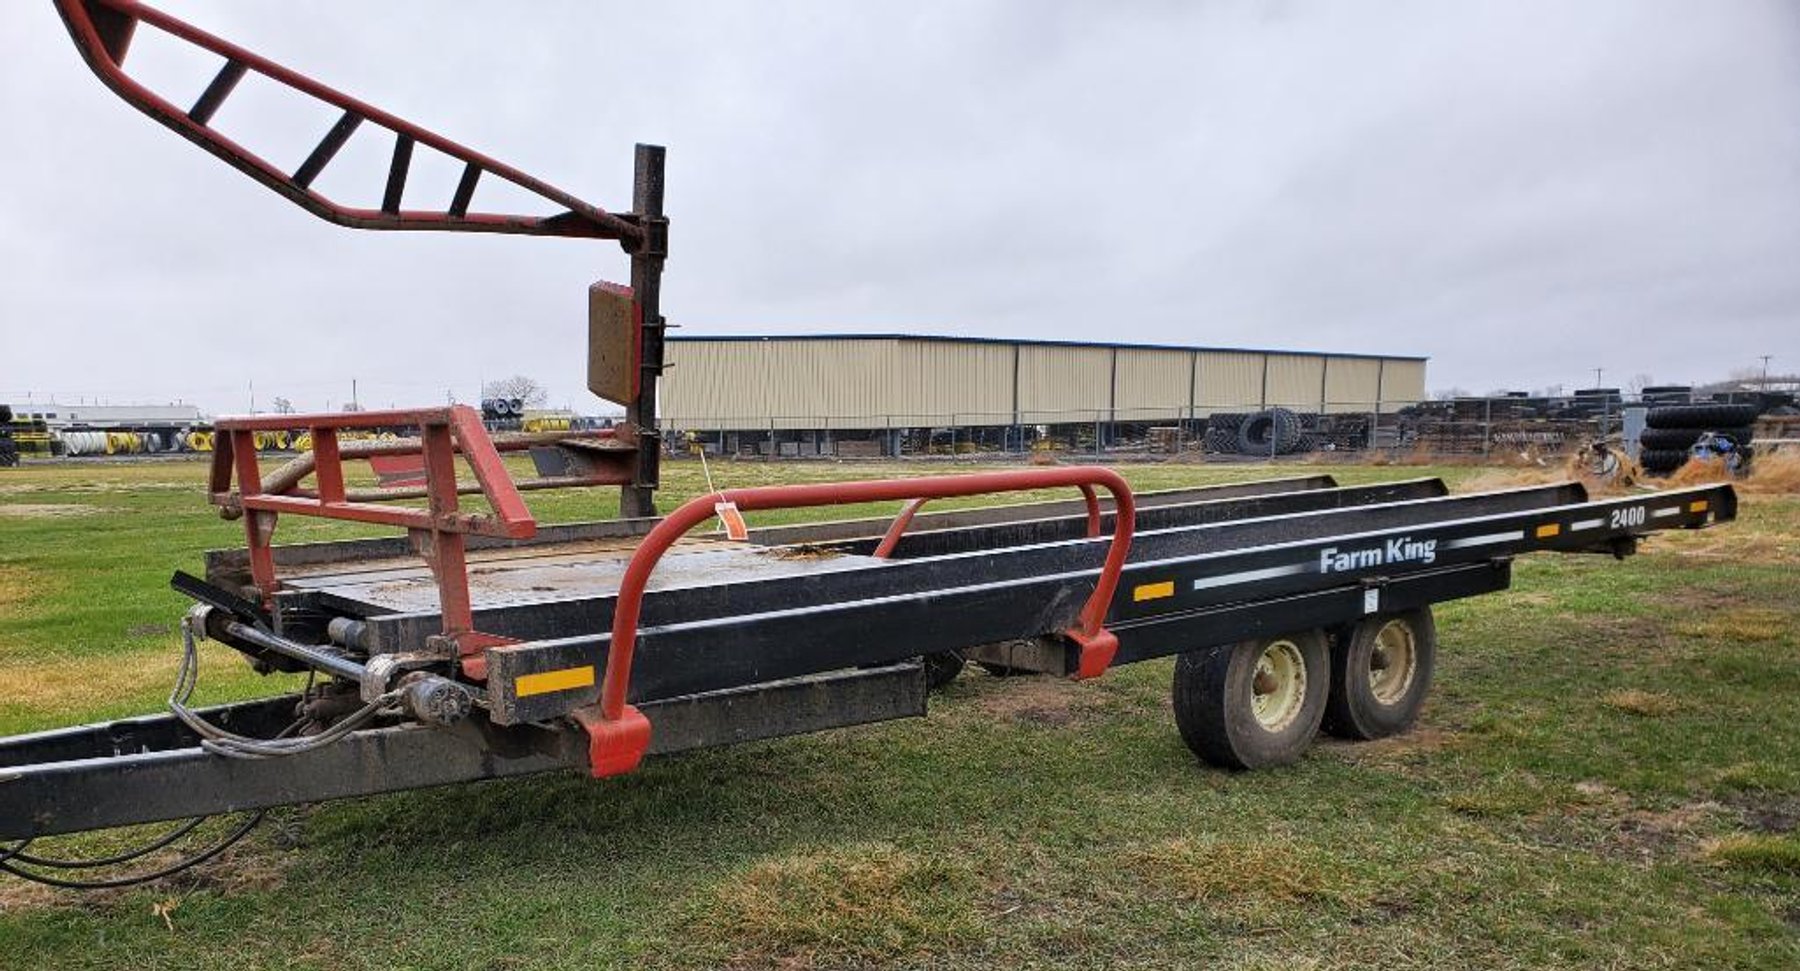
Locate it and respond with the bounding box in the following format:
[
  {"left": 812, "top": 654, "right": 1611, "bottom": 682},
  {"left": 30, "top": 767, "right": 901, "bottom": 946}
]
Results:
[
  {"left": 1237, "top": 408, "right": 1302, "bottom": 456},
  {"left": 1646, "top": 403, "right": 1758, "bottom": 430},
  {"left": 1639, "top": 426, "right": 1753, "bottom": 450}
]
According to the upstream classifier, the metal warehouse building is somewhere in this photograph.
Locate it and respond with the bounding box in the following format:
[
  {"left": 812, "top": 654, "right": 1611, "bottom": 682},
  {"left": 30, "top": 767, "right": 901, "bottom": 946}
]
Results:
[{"left": 661, "top": 334, "right": 1425, "bottom": 454}]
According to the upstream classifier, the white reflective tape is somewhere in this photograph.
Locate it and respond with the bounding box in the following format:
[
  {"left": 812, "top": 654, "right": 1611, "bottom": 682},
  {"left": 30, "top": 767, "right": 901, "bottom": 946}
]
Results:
[
  {"left": 1570, "top": 518, "right": 1605, "bottom": 532},
  {"left": 1443, "top": 531, "right": 1526, "bottom": 549},
  {"left": 1651, "top": 507, "right": 1680, "bottom": 519},
  {"left": 1191, "top": 563, "right": 1308, "bottom": 591}
]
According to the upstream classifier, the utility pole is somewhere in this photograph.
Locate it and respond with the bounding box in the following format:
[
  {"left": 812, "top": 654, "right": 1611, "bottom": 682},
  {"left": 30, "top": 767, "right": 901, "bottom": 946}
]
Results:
[
  {"left": 1760, "top": 355, "right": 1773, "bottom": 386},
  {"left": 1592, "top": 367, "right": 1603, "bottom": 387}
]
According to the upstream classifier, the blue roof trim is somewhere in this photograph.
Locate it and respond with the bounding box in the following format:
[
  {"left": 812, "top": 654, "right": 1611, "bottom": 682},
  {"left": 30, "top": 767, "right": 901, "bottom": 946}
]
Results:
[{"left": 666, "top": 332, "right": 1425, "bottom": 363}]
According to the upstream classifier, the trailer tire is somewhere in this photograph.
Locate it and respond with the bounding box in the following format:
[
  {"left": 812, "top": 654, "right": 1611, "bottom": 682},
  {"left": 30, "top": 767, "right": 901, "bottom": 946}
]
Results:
[
  {"left": 1323, "top": 610, "right": 1436, "bottom": 740},
  {"left": 1646, "top": 404, "right": 1757, "bottom": 430},
  {"left": 1172, "top": 629, "right": 1329, "bottom": 770},
  {"left": 924, "top": 651, "right": 965, "bottom": 689}
]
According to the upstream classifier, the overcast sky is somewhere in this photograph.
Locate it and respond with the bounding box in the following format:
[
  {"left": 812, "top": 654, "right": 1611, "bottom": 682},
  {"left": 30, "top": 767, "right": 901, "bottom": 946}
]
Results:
[{"left": 2, "top": 1, "right": 1796, "bottom": 415}]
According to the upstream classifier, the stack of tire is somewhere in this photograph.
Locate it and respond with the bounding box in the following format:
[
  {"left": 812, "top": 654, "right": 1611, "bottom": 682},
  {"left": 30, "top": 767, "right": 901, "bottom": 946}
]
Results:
[
  {"left": 481, "top": 397, "right": 528, "bottom": 432},
  {"left": 1201, "top": 408, "right": 1314, "bottom": 456},
  {"left": 1201, "top": 412, "right": 1247, "bottom": 453},
  {"left": 1639, "top": 402, "right": 1759, "bottom": 476},
  {"left": 0, "top": 404, "right": 16, "bottom": 468}
]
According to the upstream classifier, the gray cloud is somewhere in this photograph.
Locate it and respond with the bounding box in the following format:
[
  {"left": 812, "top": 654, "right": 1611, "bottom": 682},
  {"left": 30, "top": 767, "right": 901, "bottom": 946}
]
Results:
[{"left": 2, "top": 0, "right": 1796, "bottom": 413}]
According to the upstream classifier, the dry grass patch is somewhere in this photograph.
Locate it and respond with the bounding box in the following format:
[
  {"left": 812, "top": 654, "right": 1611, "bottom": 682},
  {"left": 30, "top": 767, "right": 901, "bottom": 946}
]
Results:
[
  {"left": 1743, "top": 451, "right": 1800, "bottom": 495},
  {"left": 1325, "top": 726, "right": 1458, "bottom": 766},
  {"left": 689, "top": 841, "right": 983, "bottom": 964},
  {"left": 1601, "top": 689, "right": 1683, "bottom": 717},
  {"left": 1704, "top": 834, "right": 1800, "bottom": 874},
  {"left": 0, "top": 642, "right": 194, "bottom": 715},
  {"left": 1126, "top": 837, "right": 1365, "bottom": 915},
  {"left": 0, "top": 565, "right": 39, "bottom": 613},
  {"left": 1672, "top": 608, "right": 1789, "bottom": 644},
  {"left": 968, "top": 674, "right": 1093, "bottom": 727},
  {"left": 0, "top": 503, "right": 103, "bottom": 519}
]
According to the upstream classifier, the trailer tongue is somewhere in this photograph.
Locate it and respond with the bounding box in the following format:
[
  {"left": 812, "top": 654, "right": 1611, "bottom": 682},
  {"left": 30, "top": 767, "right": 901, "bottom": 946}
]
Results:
[{"left": 2, "top": 0, "right": 1739, "bottom": 887}]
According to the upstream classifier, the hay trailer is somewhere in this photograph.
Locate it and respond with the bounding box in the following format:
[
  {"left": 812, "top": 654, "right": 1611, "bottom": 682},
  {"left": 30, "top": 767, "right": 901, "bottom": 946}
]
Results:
[{"left": 1, "top": 0, "right": 1736, "bottom": 887}]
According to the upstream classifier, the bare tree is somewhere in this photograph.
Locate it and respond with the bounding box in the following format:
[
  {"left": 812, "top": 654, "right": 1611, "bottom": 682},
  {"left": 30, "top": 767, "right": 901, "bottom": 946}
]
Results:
[
  {"left": 1628, "top": 374, "right": 1656, "bottom": 394},
  {"left": 482, "top": 375, "right": 549, "bottom": 408},
  {"left": 271, "top": 396, "right": 295, "bottom": 414}
]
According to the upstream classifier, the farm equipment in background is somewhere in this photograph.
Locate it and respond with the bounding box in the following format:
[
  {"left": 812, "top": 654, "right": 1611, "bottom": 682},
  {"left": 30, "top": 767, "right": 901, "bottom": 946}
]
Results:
[{"left": 0, "top": 0, "right": 1742, "bottom": 889}]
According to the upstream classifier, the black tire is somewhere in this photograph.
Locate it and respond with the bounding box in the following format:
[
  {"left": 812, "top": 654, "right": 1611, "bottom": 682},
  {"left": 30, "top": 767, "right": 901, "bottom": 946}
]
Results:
[
  {"left": 1208, "top": 412, "right": 1249, "bottom": 432},
  {"left": 1172, "top": 630, "right": 1329, "bottom": 770},
  {"left": 1201, "top": 428, "right": 1237, "bottom": 453},
  {"left": 0, "top": 439, "right": 16, "bottom": 468},
  {"left": 1639, "top": 448, "right": 1689, "bottom": 473},
  {"left": 1323, "top": 610, "right": 1437, "bottom": 740},
  {"left": 1646, "top": 404, "right": 1758, "bottom": 430},
  {"left": 1639, "top": 426, "right": 1753, "bottom": 450},
  {"left": 1237, "top": 408, "right": 1302, "bottom": 456},
  {"left": 923, "top": 651, "right": 965, "bottom": 690}
]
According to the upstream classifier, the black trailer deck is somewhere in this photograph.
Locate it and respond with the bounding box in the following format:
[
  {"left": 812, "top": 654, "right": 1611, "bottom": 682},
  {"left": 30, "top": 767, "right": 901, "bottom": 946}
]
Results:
[{"left": 0, "top": 472, "right": 1736, "bottom": 841}]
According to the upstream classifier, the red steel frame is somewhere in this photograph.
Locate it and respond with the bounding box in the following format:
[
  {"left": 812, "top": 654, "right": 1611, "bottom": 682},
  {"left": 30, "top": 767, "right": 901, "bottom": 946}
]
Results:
[
  {"left": 872, "top": 486, "right": 1102, "bottom": 559},
  {"left": 210, "top": 405, "right": 622, "bottom": 680},
  {"left": 573, "top": 467, "right": 1137, "bottom": 777},
  {"left": 54, "top": 0, "right": 641, "bottom": 241}
]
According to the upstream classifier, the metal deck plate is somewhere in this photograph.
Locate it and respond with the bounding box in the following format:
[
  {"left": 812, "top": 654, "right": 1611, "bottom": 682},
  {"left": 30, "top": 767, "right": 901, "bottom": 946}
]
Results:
[{"left": 288, "top": 543, "right": 887, "bottom": 613}]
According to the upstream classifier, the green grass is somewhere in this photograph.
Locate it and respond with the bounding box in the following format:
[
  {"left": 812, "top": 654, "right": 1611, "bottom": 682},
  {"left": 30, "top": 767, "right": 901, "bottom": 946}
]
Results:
[{"left": 0, "top": 456, "right": 1796, "bottom": 969}]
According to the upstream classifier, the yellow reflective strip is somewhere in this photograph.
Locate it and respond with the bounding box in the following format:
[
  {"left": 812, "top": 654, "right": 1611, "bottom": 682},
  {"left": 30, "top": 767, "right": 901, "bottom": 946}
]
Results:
[
  {"left": 515, "top": 665, "right": 596, "bottom": 698},
  {"left": 1133, "top": 580, "right": 1176, "bottom": 602},
  {"left": 1688, "top": 500, "right": 1709, "bottom": 513},
  {"left": 1535, "top": 523, "right": 1561, "bottom": 539}
]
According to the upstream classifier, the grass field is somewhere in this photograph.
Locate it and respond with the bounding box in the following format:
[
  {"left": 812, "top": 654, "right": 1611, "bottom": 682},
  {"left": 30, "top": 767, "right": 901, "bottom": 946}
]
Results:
[{"left": 0, "top": 456, "right": 1796, "bottom": 969}]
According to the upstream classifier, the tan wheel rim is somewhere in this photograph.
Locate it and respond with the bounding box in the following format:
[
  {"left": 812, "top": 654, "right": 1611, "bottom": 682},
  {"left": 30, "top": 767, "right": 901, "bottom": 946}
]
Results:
[
  {"left": 1250, "top": 639, "right": 1307, "bottom": 732},
  {"left": 1368, "top": 620, "right": 1417, "bottom": 706}
]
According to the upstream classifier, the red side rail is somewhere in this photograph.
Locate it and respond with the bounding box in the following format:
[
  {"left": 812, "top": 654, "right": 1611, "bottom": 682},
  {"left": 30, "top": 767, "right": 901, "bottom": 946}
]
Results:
[
  {"left": 872, "top": 485, "right": 1102, "bottom": 558},
  {"left": 573, "top": 468, "right": 1136, "bottom": 777},
  {"left": 54, "top": 0, "right": 642, "bottom": 242}
]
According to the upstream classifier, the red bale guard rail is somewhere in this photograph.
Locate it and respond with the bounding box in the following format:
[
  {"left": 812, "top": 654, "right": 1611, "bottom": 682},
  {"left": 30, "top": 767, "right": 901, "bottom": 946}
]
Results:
[
  {"left": 872, "top": 485, "right": 1102, "bottom": 559},
  {"left": 573, "top": 467, "right": 1136, "bottom": 777},
  {"left": 209, "top": 405, "right": 539, "bottom": 680}
]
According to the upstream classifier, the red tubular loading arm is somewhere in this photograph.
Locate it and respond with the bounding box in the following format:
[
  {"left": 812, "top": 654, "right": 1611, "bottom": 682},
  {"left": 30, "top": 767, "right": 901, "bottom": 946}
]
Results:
[
  {"left": 53, "top": 0, "right": 643, "bottom": 242},
  {"left": 576, "top": 468, "right": 1136, "bottom": 778},
  {"left": 872, "top": 485, "right": 1103, "bottom": 558}
]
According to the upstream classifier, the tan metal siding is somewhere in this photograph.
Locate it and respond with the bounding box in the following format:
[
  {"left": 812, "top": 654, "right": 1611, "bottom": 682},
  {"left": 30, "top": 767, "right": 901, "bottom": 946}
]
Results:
[
  {"left": 1264, "top": 355, "right": 1326, "bottom": 411},
  {"left": 1195, "top": 352, "right": 1265, "bottom": 413},
  {"left": 890, "top": 339, "right": 1013, "bottom": 425},
  {"left": 662, "top": 340, "right": 773, "bottom": 427},
  {"left": 1380, "top": 359, "right": 1427, "bottom": 408},
  {"left": 662, "top": 338, "right": 1426, "bottom": 428},
  {"left": 1017, "top": 345, "right": 1111, "bottom": 423},
  {"left": 1323, "top": 358, "right": 1382, "bottom": 413},
  {"left": 1112, "top": 348, "right": 1191, "bottom": 421}
]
